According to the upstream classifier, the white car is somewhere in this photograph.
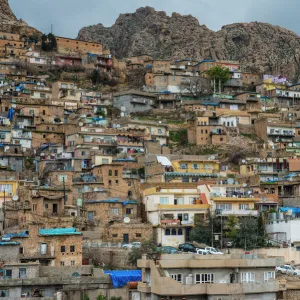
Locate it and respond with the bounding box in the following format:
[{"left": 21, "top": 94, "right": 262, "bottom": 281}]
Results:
[
  {"left": 196, "top": 249, "right": 211, "bottom": 255},
  {"left": 276, "top": 265, "right": 296, "bottom": 274},
  {"left": 205, "top": 247, "right": 224, "bottom": 255},
  {"left": 122, "top": 242, "right": 141, "bottom": 250}
]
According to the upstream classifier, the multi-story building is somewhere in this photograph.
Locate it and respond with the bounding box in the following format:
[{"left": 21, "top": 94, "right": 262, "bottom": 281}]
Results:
[
  {"left": 137, "top": 253, "right": 286, "bottom": 299},
  {"left": 143, "top": 184, "right": 210, "bottom": 246}
]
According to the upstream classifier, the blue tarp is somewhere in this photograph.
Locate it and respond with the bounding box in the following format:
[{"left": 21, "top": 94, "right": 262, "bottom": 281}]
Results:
[
  {"left": 3, "top": 232, "right": 28, "bottom": 238},
  {"left": 280, "top": 207, "right": 300, "bottom": 214},
  {"left": 7, "top": 107, "right": 15, "bottom": 122},
  {"left": 39, "top": 228, "right": 82, "bottom": 236},
  {"left": 0, "top": 241, "right": 20, "bottom": 246},
  {"left": 104, "top": 270, "right": 142, "bottom": 288}
]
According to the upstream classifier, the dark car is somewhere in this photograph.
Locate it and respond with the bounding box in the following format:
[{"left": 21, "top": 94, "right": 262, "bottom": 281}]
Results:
[
  {"left": 157, "top": 246, "right": 179, "bottom": 254},
  {"left": 178, "top": 243, "right": 197, "bottom": 253}
]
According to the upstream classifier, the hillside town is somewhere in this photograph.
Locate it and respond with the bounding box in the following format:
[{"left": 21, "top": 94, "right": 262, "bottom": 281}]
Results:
[{"left": 2, "top": 16, "right": 300, "bottom": 300}]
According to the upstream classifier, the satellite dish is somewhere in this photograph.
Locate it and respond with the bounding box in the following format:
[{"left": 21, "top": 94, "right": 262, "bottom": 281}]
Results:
[
  {"left": 242, "top": 160, "right": 246, "bottom": 164},
  {"left": 288, "top": 143, "right": 293, "bottom": 147},
  {"left": 242, "top": 183, "right": 248, "bottom": 187},
  {"left": 235, "top": 181, "right": 239, "bottom": 185},
  {"left": 4, "top": 146, "right": 9, "bottom": 151},
  {"left": 12, "top": 195, "right": 19, "bottom": 201},
  {"left": 227, "top": 178, "right": 234, "bottom": 184},
  {"left": 40, "top": 153, "right": 45, "bottom": 156},
  {"left": 79, "top": 122, "right": 84, "bottom": 127},
  {"left": 124, "top": 217, "right": 131, "bottom": 224}
]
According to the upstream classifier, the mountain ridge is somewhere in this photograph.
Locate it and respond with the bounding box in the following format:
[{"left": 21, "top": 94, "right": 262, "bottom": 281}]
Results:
[{"left": 77, "top": 6, "right": 300, "bottom": 80}]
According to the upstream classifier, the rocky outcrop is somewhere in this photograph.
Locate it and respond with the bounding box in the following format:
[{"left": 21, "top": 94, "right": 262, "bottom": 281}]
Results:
[
  {"left": 78, "top": 6, "right": 300, "bottom": 79},
  {"left": 0, "top": 0, "right": 39, "bottom": 36}
]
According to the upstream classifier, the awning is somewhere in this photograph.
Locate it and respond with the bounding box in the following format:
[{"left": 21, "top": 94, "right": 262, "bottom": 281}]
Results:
[{"left": 157, "top": 156, "right": 172, "bottom": 166}]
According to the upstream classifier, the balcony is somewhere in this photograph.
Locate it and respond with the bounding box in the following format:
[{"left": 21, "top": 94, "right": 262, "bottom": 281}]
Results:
[
  {"left": 158, "top": 204, "right": 210, "bottom": 210},
  {"left": 215, "top": 209, "right": 259, "bottom": 217},
  {"left": 83, "top": 139, "right": 117, "bottom": 146},
  {"left": 137, "top": 282, "right": 151, "bottom": 293},
  {"left": 268, "top": 131, "right": 295, "bottom": 136}
]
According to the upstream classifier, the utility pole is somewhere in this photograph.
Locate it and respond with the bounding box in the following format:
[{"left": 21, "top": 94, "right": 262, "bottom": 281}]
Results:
[
  {"left": 63, "top": 177, "right": 66, "bottom": 205},
  {"left": 211, "top": 215, "right": 214, "bottom": 247},
  {"left": 3, "top": 189, "right": 5, "bottom": 231}
]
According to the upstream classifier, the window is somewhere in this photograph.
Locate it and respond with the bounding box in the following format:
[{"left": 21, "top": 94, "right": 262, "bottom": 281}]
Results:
[
  {"left": 241, "top": 272, "right": 255, "bottom": 283},
  {"left": 195, "top": 273, "right": 214, "bottom": 284},
  {"left": 42, "top": 110, "right": 46, "bottom": 115},
  {"left": 110, "top": 208, "right": 120, "bottom": 216},
  {"left": 19, "top": 268, "right": 26, "bottom": 279},
  {"left": 182, "top": 177, "right": 189, "bottom": 183},
  {"left": 45, "top": 204, "right": 48, "bottom": 209},
  {"left": 165, "top": 228, "right": 170, "bottom": 235},
  {"left": 0, "top": 289, "right": 9, "bottom": 297},
  {"left": 70, "top": 90, "right": 75, "bottom": 96},
  {"left": 32, "top": 203, "right": 37, "bottom": 211},
  {"left": 40, "top": 93, "right": 46, "bottom": 98},
  {"left": 71, "top": 260, "right": 75, "bottom": 266},
  {"left": 239, "top": 204, "right": 249, "bottom": 210},
  {"left": 108, "top": 180, "right": 112, "bottom": 185},
  {"left": 136, "top": 233, "right": 142, "bottom": 237},
  {"left": 0, "top": 184, "right": 12, "bottom": 192},
  {"left": 126, "top": 208, "right": 133, "bottom": 215},
  {"left": 189, "top": 197, "right": 197, "bottom": 204},
  {"left": 192, "top": 164, "right": 199, "bottom": 169},
  {"left": 170, "top": 274, "right": 182, "bottom": 283},
  {"left": 82, "top": 151, "right": 86, "bottom": 156},
  {"left": 112, "top": 234, "right": 118, "bottom": 237},
  {"left": 4, "top": 270, "right": 12, "bottom": 279},
  {"left": 102, "top": 158, "right": 109, "bottom": 164},
  {"left": 178, "top": 228, "right": 183, "bottom": 235},
  {"left": 29, "top": 109, "right": 35, "bottom": 116},
  {"left": 58, "top": 175, "right": 67, "bottom": 182},
  {"left": 174, "top": 197, "right": 184, "bottom": 205},
  {"left": 19, "top": 247, "right": 24, "bottom": 254},
  {"left": 216, "top": 203, "right": 232, "bottom": 210},
  {"left": 70, "top": 245, "right": 75, "bottom": 252},
  {"left": 180, "top": 163, "right": 188, "bottom": 169},
  {"left": 160, "top": 197, "right": 169, "bottom": 204},
  {"left": 60, "top": 246, "right": 66, "bottom": 253},
  {"left": 183, "top": 213, "right": 189, "bottom": 221},
  {"left": 108, "top": 170, "right": 112, "bottom": 176},
  {"left": 46, "top": 126, "right": 50, "bottom": 131},
  {"left": 114, "top": 170, "right": 118, "bottom": 176},
  {"left": 264, "top": 271, "right": 275, "bottom": 282},
  {"left": 60, "top": 261, "right": 65, "bottom": 266},
  {"left": 115, "top": 180, "right": 118, "bottom": 185}
]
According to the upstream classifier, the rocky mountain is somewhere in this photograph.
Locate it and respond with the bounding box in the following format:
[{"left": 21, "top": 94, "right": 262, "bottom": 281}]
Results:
[
  {"left": 78, "top": 6, "right": 300, "bottom": 79},
  {"left": 0, "top": 0, "right": 39, "bottom": 36}
]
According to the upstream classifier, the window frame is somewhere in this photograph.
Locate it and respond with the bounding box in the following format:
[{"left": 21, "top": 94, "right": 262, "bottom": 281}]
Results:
[
  {"left": 195, "top": 273, "right": 214, "bottom": 284},
  {"left": 170, "top": 273, "right": 183, "bottom": 283},
  {"left": 241, "top": 272, "right": 255, "bottom": 283}
]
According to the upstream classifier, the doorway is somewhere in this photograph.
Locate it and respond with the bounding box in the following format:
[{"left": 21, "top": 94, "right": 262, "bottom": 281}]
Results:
[
  {"left": 52, "top": 204, "right": 58, "bottom": 214},
  {"left": 123, "top": 234, "right": 129, "bottom": 244}
]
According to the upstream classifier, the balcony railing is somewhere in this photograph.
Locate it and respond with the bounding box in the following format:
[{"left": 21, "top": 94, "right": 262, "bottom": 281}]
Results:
[{"left": 215, "top": 209, "right": 258, "bottom": 216}]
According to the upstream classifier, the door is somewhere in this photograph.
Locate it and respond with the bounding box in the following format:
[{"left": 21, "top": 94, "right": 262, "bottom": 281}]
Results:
[
  {"left": 52, "top": 204, "right": 58, "bottom": 214},
  {"left": 123, "top": 234, "right": 129, "bottom": 244},
  {"left": 88, "top": 212, "right": 94, "bottom": 222}
]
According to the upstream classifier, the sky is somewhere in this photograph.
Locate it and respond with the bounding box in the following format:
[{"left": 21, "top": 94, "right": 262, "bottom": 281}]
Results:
[{"left": 9, "top": 0, "right": 300, "bottom": 38}]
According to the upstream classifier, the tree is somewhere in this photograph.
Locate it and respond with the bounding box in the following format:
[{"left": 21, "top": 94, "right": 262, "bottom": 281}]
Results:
[
  {"left": 82, "top": 293, "right": 90, "bottom": 300},
  {"left": 96, "top": 295, "right": 107, "bottom": 300},
  {"left": 180, "top": 77, "right": 210, "bottom": 99},
  {"left": 41, "top": 33, "right": 57, "bottom": 52},
  {"left": 206, "top": 65, "right": 230, "bottom": 92},
  {"left": 224, "top": 215, "right": 239, "bottom": 241},
  {"left": 127, "top": 239, "right": 157, "bottom": 267}
]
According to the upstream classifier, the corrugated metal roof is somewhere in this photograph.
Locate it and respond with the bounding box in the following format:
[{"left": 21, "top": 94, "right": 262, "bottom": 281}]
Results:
[{"left": 39, "top": 228, "right": 81, "bottom": 236}]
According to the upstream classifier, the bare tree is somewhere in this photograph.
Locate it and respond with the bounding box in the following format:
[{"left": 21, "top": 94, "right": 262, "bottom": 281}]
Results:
[{"left": 180, "top": 77, "right": 211, "bottom": 99}]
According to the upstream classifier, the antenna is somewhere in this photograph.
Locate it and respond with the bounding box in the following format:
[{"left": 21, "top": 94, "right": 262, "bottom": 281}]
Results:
[{"left": 51, "top": 24, "right": 53, "bottom": 34}]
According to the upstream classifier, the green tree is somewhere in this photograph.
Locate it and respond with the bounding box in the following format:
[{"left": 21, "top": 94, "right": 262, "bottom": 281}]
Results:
[
  {"left": 110, "top": 297, "right": 122, "bottom": 300},
  {"left": 206, "top": 65, "right": 230, "bottom": 92},
  {"left": 82, "top": 293, "right": 90, "bottom": 300},
  {"left": 96, "top": 295, "right": 107, "bottom": 300},
  {"left": 190, "top": 212, "right": 221, "bottom": 247},
  {"left": 127, "top": 239, "right": 157, "bottom": 267},
  {"left": 41, "top": 33, "right": 57, "bottom": 51},
  {"left": 224, "top": 215, "right": 239, "bottom": 241}
]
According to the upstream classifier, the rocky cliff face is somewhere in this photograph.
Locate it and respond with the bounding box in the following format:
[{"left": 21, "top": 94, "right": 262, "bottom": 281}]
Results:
[
  {"left": 0, "top": 0, "right": 39, "bottom": 36},
  {"left": 78, "top": 7, "right": 300, "bottom": 79}
]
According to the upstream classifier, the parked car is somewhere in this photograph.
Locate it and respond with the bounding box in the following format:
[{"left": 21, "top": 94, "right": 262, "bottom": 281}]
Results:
[
  {"left": 157, "top": 246, "right": 179, "bottom": 254},
  {"left": 178, "top": 243, "right": 198, "bottom": 253},
  {"left": 122, "top": 242, "right": 141, "bottom": 250},
  {"left": 276, "top": 265, "right": 296, "bottom": 274},
  {"left": 196, "top": 249, "right": 210, "bottom": 255},
  {"left": 205, "top": 247, "right": 224, "bottom": 255}
]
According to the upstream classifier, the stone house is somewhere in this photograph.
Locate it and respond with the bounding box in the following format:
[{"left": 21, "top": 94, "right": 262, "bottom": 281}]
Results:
[{"left": 6, "top": 225, "right": 82, "bottom": 267}]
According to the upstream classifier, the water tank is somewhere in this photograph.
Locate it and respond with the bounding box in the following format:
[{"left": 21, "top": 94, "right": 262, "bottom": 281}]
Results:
[{"left": 41, "top": 243, "right": 47, "bottom": 255}]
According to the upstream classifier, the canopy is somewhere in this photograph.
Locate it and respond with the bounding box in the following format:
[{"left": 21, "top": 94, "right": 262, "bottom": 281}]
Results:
[{"left": 104, "top": 270, "right": 142, "bottom": 288}]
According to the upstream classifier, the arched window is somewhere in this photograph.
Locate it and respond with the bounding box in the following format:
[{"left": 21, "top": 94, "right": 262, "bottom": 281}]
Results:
[
  {"left": 178, "top": 228, "right": 183, "bottom": 236},
  {"left": 171, "top": 229, "right": 177, "bottom": 236},
  {"left": 165, "top": 228, "right": 170, "bottom": 236}
]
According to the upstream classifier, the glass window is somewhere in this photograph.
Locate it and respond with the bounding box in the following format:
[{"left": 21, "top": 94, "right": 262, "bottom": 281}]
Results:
[
  {"left": 216, "top": 204, "right": 232, "bottom": 210},
  {"left": 195, "top": 273, "right": 214, "bottom": 284},
  {"left": 180, "top": 163, "right": 188, "bottom": 169},
  {"left": 58, "top": 175, "right": 67, "bottom": 182},
  {"left": 178, "top": 228, "right": 183, "bottom": 235},
  {"left": 70, "top": 245, "right": 75, "bottom": 252},
  {"left": 0, "top": 289, "right": 9, "bottom": 297},
  {"left": 241, "top": 272, "right": 255, "bottom": 283},
  {"left": 171, "top": 274, "right": 182, "bottom": 283},
  {"left": 171, "top": 229, "right": 177, "bottom": 235},
  {"left": 239, "top": 204, "right": 250, "bottom": 210},
  {"left": 264, "top": 271, "right": 275, "bottom": 282},
  {"left": 192, "top": 164, "right": 199, "bottom": 169},
  {"left": 60, "top": 246, "right": 66, "bottom": 253},
  {"left": 110, "top": 208, "right": 120, "bottom": 216},
  {"left": 165, "top": 228, "right": 170, "bottom": 235},
  {"left": 108, "top": 170, "right": 112, "bottom": 176},
  {"left": 160, "top": 197, "right": 169, "bottom": 204}
]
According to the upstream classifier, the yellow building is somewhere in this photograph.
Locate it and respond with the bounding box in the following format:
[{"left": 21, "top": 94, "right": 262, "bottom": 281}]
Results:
[
  {"left": 0, "top": 179, "right": 19, "bottom": 206},
  {"left": 172, "top": 158, "right": 220, "bottom": 175}
]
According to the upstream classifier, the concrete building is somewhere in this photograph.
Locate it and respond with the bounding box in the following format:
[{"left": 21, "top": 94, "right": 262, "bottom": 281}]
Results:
[{"left": 137, "top": 253, "right": 286, "bottom": 300}]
